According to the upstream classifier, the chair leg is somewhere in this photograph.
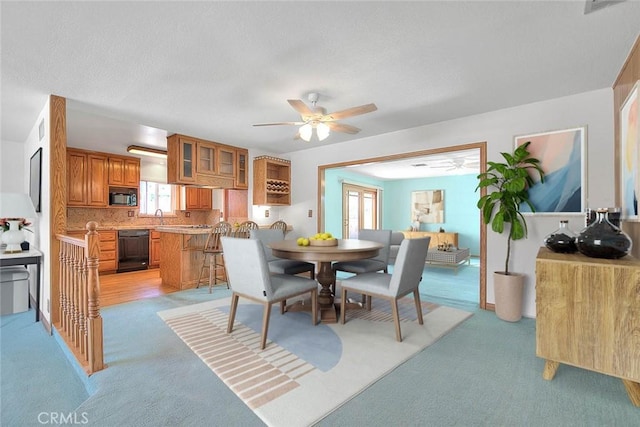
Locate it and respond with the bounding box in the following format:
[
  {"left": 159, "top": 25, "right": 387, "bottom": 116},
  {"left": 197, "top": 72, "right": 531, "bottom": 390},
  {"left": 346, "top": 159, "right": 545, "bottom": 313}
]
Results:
[
  {"left": 208, "top": 256, "right": 214, "bottom": 294},
  {"left": 280, "top": 300, "right": 286, "bottom": 315},
  {"left": 196, "top": 254, "right": 208, "bottom": 289},
  {"left": 260, "top": 303, "right": 272, "bottom": 350},
  {"left": 340, "top": 287, "right": 348, "bottom": 324},
  {"left": 365, "top": 295, "right": 372, "bottom": 311},
  {"left": 227, "top": 293, "right": 240, "bottom": 334},
  {"left": 413, "top": 289, "right": 424, "bottom": 325},
  {"left": 311, "top": 289, "right": 318, "bottom": 325},
  {"left": 391, "top": 298, "right": 402, "bottom": 342}
]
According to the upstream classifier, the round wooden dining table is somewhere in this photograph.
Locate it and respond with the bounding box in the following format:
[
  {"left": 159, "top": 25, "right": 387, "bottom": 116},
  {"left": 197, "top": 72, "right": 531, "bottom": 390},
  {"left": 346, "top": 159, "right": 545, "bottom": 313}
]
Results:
[{"left": 269, "top": 239, "right": 382, "bottom": 323}]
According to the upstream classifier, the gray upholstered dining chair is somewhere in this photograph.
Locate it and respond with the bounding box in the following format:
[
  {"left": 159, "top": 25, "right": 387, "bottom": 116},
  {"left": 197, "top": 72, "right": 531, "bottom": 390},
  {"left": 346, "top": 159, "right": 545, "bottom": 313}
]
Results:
[
  {"left": 221, "top": 236, "right": 318, "bottom": 350},
  {"left": 331, "top": 229, "right": 392, "bottom": 301},
  {"left": 250, "top": 229, "right": 315, "bottom": 280},
  {"left": 339, "top": 237, "right": 431, "bottom": 342},
  {"left": 197, "top": 221, "right": 233, "bottom": 293}
]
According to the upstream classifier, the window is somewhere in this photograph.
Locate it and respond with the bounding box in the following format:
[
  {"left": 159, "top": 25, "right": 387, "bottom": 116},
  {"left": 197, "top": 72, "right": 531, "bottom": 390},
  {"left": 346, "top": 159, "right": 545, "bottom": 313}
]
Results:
[{"left": 139, "top": 181, "right": 175, "bottom": 215}]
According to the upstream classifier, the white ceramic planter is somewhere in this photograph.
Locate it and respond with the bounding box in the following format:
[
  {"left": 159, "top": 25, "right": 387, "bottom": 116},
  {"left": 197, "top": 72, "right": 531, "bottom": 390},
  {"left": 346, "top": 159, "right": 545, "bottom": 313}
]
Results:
[{"left": 493, "top": 272, "right": 524, "bottom": 322}]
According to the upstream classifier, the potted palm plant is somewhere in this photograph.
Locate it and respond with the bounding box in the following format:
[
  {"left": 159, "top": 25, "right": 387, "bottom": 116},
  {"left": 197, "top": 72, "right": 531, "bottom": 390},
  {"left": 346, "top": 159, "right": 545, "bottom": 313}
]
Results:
[{"left": 476, "top": 141, "right": 545, "bottom": 322}]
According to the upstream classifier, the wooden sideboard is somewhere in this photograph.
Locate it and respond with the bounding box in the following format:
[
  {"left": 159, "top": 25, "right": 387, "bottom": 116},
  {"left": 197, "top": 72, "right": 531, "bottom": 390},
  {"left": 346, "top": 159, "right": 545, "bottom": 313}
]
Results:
[
  {"left": 535, "top": 247, "right": 640, "bottom": 406},
  {"left": 401, "top": 231, "right": 458, "bottom": 249}
]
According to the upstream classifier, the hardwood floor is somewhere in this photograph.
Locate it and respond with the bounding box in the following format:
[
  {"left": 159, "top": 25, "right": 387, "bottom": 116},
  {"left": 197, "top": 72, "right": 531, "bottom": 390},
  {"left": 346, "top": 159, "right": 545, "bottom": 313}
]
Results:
[{"left": 99, "top": 269, "right": 177, "bottom": 307}]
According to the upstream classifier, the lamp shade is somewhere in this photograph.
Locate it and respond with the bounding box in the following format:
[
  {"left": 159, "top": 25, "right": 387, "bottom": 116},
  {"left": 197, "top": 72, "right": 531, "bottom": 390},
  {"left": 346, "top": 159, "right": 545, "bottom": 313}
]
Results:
[
  {"left": 0, "top": 192, "right": 37, "bottom": 219},
  {"left": 316, "top": 122, "right": 330, "bottom": 141},
  {"left": 299, "top": 124, "right": 313, "bottom": 142}
]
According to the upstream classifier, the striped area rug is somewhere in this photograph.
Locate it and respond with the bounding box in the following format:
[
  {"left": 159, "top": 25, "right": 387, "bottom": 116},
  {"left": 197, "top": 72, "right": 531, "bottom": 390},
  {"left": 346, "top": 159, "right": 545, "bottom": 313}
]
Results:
[{"left": 159, "top": 295, "right": 472, "bottom": 426}]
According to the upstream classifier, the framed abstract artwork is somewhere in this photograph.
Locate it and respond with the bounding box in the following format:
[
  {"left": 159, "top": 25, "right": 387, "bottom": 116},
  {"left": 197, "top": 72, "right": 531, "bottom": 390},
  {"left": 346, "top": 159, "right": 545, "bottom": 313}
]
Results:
[
  {"left": 620, "top": 80, "right": 639, "bottom": 220},
  {"left": 514, "top": 126, "right": 587, "bottom": 214},
  {"left": 411, "top": 189, "right": 444, "bottom": 223}
]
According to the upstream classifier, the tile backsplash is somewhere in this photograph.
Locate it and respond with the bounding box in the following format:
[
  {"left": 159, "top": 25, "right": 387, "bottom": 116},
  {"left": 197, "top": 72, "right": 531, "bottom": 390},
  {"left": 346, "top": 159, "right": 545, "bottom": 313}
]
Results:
[{"left": 67, "top": 208, "right": 220, "bottom": 230}]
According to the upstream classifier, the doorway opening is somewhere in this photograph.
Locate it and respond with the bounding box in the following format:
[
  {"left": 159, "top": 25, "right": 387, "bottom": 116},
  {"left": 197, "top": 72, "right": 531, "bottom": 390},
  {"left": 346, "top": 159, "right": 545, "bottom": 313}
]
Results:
[
  {"left": 318, "top": 141, "right": 487, "bottom": 310},
  {"left": 342, "top": 183, "right": 379, "bottom": 238}
]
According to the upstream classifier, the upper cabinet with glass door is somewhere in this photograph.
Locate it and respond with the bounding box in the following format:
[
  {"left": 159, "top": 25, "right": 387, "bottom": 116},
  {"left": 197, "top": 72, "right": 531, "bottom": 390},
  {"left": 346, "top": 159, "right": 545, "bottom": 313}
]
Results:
[
  {"left": 167, "top": 133, "right": 248, "bottom": 190},
  {"left": 167, "top": 134, "right": 196, "bottom": 184},
  {"left": 234, "top": 148, "right": 248, "bottom": 189}
]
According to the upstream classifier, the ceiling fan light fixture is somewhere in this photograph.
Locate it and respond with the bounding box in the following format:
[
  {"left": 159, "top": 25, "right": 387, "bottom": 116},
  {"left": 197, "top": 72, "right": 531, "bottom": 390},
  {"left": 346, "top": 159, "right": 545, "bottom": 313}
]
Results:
[
  {"left": 299, "top": 123, "right": 313, "bottom": 142},
  {"left": 316, "top": 122, "right": 330, "bottom": 141}
]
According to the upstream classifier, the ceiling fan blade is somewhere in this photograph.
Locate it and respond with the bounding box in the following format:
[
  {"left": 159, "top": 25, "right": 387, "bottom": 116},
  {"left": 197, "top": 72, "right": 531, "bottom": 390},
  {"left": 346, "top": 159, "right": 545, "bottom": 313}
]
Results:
[
  {"left": 253, "top": 121, "right": 304, "bottom": 127},
  {"left": 326, "top": 122, "right": 361, "bottom": 134},
  {"left": 325, "top": 103, "right": 377, "bottom": 120},
  {"left": 287, "top": 99, "right": 315, "bottom": 117}
]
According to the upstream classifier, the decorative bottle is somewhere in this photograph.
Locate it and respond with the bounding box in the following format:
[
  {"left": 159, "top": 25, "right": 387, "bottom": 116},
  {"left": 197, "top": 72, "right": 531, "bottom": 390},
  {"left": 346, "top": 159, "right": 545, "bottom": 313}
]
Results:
[
  {"left": 543, "top": 220, "right": 577, "bottom": 253},
  {"left": 576, "top": 208, "right": 632, "bottom": 259}
]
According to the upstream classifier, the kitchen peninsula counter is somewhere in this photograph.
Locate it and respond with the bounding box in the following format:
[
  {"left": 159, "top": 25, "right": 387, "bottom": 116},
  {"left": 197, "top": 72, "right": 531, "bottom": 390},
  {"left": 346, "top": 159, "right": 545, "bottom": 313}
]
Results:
[{"left": 156, "top": 226, "right": 212, "bottom": 290}]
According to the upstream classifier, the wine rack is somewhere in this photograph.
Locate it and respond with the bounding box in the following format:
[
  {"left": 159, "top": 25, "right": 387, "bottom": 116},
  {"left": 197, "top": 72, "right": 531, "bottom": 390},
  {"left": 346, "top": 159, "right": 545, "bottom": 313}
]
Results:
[
  {"left": 253, "top": 156, "right": 291, "bottom": 205},
  {"left": 266, "top": 179, "right": 289, "bottom": 194}
]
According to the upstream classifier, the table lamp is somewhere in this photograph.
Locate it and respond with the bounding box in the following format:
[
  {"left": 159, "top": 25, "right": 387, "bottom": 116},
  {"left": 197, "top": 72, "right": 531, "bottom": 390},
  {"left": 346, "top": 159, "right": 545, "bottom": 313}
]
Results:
[{"left": 0, "top": 192, "right": 37, "bottom": 253}]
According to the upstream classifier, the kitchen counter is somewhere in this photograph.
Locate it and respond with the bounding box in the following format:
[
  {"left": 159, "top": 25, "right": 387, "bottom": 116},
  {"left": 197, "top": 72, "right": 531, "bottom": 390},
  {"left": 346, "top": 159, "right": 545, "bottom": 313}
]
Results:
[
  {"left": 155, "top": 225, "right": 213, "bottom": 235},
  {"left": 157, "top": 227, "right": 210, "bottom": 290}
]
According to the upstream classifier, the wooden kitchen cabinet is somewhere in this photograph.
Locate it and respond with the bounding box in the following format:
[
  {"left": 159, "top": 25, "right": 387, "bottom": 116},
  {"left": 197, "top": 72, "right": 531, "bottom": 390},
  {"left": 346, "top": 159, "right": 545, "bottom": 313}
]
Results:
[
  {"left": 196, "top": 141, "right": 216, "bottom": 176},
  {"left": 535, "top": 247, "right": 640, "bottom": 406},
  {"left": 181, "top": 187, "right": 212, "bottom": 210},
  {"left": 167, "top": 134, "right": 197, "bottom": 184},
  {"left": 67, "top": 229, "right": 117, "bottom": 273},
  {"left": 218, "top": 146, "right": 235, "bottom": 178},
  {"left": 234, "top": 148, "right": 248, "bottom": 189},
  {"left": 167, "top": 133, "right": 238, "bottom": 188},
  {"left": 252, "top": 156, "right": 291, "bottom": 206},
  {"left": 68, "top": 148, "right": 140, "bottom": 208},
  {"left": 108, "top": 156, "right": 140, "bottom": 187},
  {"left": 149, "top": 230, "right": 161, "bottom": 268},
  {"left": 67, "top": 149, "right": 109, "bottom": 207}
]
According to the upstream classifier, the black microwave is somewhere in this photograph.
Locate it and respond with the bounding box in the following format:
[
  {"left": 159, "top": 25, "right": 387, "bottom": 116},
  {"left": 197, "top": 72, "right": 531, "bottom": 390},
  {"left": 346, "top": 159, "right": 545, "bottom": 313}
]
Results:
[{"left": 109, "top": 192, "right": 137, "bottom": 206}]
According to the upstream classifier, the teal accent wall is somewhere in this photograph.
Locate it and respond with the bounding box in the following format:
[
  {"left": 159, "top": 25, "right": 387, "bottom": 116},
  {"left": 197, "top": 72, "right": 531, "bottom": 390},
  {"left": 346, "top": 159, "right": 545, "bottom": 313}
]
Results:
[
  {"left": 324, "top": 169, "right": 480, "bottom": 255},
  {"left": 382, "top": 174, "right": 480, "bottom": 254}
]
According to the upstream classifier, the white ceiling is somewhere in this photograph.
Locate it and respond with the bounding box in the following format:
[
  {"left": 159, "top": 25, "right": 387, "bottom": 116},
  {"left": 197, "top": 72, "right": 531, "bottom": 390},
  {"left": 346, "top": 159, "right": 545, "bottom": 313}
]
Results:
[{"left": 2, "top": 1, "right": 639, "bottom": 174}]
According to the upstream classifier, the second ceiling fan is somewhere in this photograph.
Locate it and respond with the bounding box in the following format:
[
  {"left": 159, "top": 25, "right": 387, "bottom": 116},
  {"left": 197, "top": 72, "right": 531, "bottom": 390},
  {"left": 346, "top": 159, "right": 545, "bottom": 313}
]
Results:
[{"left": 253, "top": 93, "right": 377, "bottom": 142}]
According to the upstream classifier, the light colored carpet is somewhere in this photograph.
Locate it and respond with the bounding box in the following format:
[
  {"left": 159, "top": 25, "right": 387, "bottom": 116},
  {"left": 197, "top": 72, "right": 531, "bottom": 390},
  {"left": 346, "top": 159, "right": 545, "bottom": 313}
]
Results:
[{"left": 158, "top": 296, "right": 472, "bottom": 427}]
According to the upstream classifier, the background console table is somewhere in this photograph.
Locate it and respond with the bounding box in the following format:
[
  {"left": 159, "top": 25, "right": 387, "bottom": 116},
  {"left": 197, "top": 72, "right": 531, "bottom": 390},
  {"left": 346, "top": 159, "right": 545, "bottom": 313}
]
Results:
[
  {"left": 535, "top": 247, "right": 640, "bottom": 406},
  {"left": 401, "top": 231, "right": 458, "bottom": 249}
]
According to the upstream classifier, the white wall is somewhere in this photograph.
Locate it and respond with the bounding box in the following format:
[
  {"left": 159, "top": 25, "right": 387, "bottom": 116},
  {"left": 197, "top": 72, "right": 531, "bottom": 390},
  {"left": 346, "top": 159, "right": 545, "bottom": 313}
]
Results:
[
  {"left": 283, "top": 88, "right": 615, "bottom": 318},
  {"left": 0, "top": 140, "right": 26, "bottom": 191},
  {"left": 1, "top": 102, "right": 51, "bottom": 322}
]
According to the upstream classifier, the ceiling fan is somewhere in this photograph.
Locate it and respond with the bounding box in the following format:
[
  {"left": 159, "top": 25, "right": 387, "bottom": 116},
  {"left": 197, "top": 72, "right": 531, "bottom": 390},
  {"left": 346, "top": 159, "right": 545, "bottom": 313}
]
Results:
[
  {"left": 430, "top": 157, "right": 480, "bottom": 171},
  {"left": 253, "top": 93, "right": 377, "bottom": 142}
]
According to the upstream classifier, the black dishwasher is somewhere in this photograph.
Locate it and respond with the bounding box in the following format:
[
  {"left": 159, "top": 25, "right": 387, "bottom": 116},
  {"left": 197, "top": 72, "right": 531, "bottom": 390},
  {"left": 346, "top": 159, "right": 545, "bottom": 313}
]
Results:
[{"left": 117, "top": 229, "right": 150, "bottom": 273}]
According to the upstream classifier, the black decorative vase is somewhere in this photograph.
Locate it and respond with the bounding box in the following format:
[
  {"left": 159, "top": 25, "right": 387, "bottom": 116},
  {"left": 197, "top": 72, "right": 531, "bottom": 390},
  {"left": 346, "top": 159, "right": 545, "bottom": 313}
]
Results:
[
  {"left": 576, "top": 208, "right": 632, "bottom": 259},
  {"left": 544, "top": 220, "right": 577, "bottom": 253}
]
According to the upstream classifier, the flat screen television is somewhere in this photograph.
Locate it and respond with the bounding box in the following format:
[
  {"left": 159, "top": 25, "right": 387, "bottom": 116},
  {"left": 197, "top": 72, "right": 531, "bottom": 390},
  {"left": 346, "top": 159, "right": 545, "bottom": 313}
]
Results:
[{"left": 29, "top": 147, "right": 42, "bottom": 213}]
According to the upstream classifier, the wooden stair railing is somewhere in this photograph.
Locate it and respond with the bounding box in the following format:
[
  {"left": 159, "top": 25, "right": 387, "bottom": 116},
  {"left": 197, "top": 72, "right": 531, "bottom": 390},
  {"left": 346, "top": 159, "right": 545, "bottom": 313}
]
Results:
[{"left": 55, "top": 221, "right": 104, "bottom": 375}]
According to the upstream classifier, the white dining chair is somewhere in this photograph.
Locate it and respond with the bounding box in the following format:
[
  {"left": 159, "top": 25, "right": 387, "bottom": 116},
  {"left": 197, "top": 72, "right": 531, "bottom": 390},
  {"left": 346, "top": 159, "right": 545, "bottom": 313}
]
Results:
[
  {"left": 221, "top": 236, "right": 318, "bottom": 350},
  {"left": 339, "top": 237, "right": 431, "bottom": 342}
]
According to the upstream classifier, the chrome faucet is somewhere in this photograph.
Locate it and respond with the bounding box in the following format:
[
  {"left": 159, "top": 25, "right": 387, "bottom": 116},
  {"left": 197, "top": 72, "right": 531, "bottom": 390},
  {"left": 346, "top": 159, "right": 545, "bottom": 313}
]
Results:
[{"left": 155, "top": 208, "right": 164, "bottom": 225}]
